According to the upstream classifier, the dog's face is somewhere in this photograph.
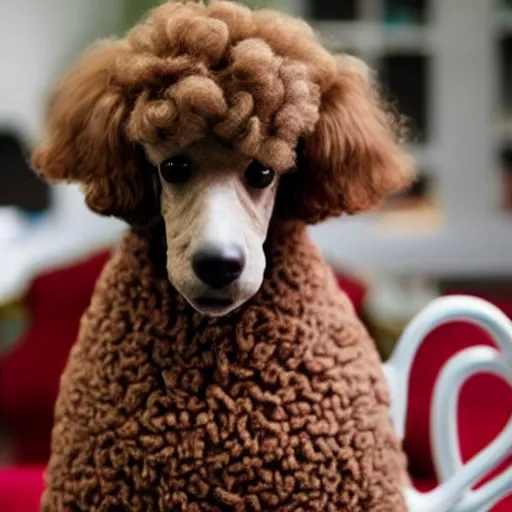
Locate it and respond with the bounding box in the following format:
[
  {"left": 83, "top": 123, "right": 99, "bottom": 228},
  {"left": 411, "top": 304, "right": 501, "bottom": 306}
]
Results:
[{"left": 145, "top": 138, "right": 279, "bottom": 316}]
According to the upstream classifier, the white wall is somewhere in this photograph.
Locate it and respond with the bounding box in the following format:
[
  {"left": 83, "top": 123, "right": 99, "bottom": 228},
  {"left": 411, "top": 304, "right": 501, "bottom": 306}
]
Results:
[
  {"left": 0, "top": 0, "right": 125, "bottom": 302},
  {"left": 0, "top": 0, "right": 121, "bottom": 137}
]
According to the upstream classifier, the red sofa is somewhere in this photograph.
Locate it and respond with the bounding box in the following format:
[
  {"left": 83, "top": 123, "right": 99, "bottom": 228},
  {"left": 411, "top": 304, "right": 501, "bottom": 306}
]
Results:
[{"left": 0, "top": 253, "right": 510, "bottom": 510}]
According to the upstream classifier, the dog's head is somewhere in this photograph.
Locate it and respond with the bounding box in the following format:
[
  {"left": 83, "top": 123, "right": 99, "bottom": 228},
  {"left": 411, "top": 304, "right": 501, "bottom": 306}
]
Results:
[{"left": 32, "top": 1, "right": 412, "bottom": 316}]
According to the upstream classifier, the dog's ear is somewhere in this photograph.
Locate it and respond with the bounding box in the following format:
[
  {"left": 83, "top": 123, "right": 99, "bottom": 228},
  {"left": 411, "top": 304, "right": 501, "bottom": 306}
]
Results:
[
  {"left": 31, "top": 41, "right": 159, "bottom": 225},
  {"left": 276, "top": 55, "right": 413, "bottom": 224}
]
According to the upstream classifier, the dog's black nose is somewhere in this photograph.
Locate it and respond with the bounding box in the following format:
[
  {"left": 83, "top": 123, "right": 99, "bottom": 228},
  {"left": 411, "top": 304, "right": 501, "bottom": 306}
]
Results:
[{"left": 192, "top": 245, "right": 245, "bottom": 289}]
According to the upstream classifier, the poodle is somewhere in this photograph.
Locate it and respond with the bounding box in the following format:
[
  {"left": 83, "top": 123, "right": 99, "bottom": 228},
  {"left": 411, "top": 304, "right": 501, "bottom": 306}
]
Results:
[{"left": 32, "top": 1, "right": 413, "bottom": 510}]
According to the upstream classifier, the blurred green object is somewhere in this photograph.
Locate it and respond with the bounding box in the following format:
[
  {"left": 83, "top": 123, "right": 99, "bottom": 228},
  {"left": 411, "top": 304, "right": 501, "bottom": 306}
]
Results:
[
  {"left": 121, "top": 0, "right": 160, "bottom": 33},
  {"left": 120, "top": 0, "right": 273, "bottom": 33},
  {"left": 0, "top": 296, "right": 29, "bottom": 357},
  {"left": 383, "top": 0, "right": 425, "bottom": 25}
]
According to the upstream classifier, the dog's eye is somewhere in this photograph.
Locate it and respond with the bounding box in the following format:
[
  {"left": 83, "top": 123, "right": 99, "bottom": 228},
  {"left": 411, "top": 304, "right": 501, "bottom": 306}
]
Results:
[
  {"left": 159, "top": 155, "right": 192, "bottom": 184},
  {"left": 244, "top": 161, "right": 275, "bottom": 189}
]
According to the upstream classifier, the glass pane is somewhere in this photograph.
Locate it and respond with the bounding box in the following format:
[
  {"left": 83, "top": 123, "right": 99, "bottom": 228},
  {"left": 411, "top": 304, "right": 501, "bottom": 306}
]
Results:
[
  {"left": 499, "top": 147, "right": 512, "bottom": 211},
  {"left": 310, "top": 0, "right": 358, "bottom": 20},
  {"left": 379, "top": 54, "right": 429, "bottom": 142},
  {"left": 499, "top": 35, "right": 512, "bottom": 119},
  {"left": 382, "top": 0, "right": 428, "bottom": 25}
]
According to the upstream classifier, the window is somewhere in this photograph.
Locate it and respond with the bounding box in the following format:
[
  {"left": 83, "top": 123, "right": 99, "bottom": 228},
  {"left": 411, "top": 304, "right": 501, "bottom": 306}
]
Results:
[
  {"left": 379, "top": 54, "right": 429, "bottom": 142},
  {"left": 310, "top": 0, "right": 357, "bottom": 21},
  {"left": 382, "top": 0, "right": 428, "bottom": 25}
]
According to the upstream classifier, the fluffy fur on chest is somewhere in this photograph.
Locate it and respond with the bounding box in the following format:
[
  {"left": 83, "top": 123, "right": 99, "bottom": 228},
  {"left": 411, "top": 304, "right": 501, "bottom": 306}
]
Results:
[{"left": 42, "top": 221, "right": 407, "bottom": 512}]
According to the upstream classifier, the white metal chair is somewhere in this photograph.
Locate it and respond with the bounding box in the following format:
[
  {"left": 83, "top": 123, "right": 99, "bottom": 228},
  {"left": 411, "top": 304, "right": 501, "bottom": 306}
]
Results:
[{"left": 386, "top": 296, "right": 512, "bottom": 511}]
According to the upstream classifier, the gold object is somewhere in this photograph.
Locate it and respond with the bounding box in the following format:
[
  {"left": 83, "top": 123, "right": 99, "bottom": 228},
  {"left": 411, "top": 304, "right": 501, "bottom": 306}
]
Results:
[{"left": 0, "top": 295, "right": 29, "bottom": 356}]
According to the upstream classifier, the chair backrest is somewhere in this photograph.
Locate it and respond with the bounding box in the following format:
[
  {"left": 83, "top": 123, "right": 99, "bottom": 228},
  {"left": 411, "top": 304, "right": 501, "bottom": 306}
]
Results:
[{"left": 384, "top": 296, "right": 512, "bottom": 512}]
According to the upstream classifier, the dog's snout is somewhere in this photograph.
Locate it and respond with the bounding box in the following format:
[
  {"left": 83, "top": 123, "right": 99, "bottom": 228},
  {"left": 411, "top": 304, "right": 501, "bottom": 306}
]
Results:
[{"left": 192, "top": 245, "right": 245, "bottom": 289}]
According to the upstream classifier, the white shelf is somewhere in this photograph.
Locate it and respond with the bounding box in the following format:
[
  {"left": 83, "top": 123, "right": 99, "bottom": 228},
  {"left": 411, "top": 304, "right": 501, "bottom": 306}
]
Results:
[{"left": 310, "top": 214, "right": 512, "bottom": 277}]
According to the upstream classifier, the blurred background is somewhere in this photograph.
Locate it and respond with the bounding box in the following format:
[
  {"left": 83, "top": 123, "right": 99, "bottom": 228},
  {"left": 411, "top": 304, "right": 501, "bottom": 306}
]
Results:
[{"left": 0, "top": 1, "right": 511, "bottom": 510}]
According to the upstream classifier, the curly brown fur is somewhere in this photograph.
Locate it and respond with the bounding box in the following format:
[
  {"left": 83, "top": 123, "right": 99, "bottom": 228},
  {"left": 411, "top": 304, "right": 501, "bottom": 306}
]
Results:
[
  {"left": 32, "top": 0, "right": 412, "bottom": 224},
  {"left": 41, "top": 222, "right": 408, "bottom": 511}
]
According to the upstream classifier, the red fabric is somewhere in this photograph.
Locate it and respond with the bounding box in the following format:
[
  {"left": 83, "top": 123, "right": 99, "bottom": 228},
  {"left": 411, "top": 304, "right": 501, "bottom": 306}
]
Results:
[
  {"left": 0, "top": 251, "right": 110, "bottom": 463},
  {"left": 0, "top": 257, "right": 510, "bottom": 511},
  {"left": 0, "top": 466, "right": 45, "bottom": 512},
  {"left": 336, "top": 273, "right": 367, "bottom": 316}
]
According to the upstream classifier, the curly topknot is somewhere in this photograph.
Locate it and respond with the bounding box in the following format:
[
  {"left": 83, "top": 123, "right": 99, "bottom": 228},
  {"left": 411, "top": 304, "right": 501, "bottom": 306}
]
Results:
[{"left": 32, "top": 0, "right": 412, "bottom": 224}]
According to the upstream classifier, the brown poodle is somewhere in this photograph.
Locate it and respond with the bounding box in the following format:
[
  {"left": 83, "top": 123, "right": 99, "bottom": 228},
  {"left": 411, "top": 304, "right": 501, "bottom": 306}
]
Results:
[{"left": 32, "top": 1, "right": 413, "bottom": 510}]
